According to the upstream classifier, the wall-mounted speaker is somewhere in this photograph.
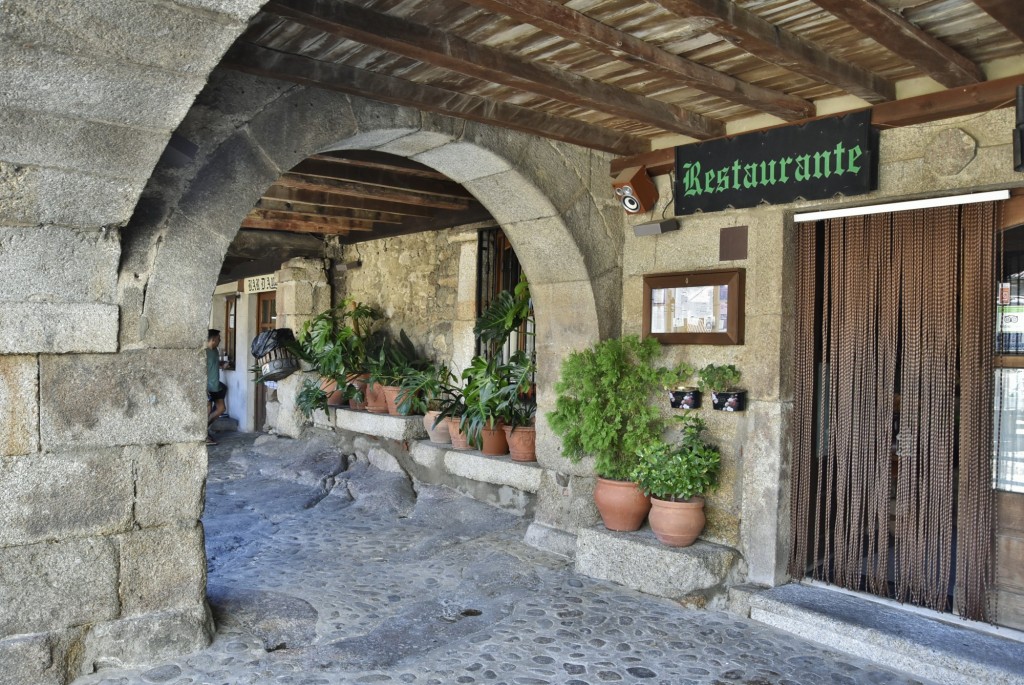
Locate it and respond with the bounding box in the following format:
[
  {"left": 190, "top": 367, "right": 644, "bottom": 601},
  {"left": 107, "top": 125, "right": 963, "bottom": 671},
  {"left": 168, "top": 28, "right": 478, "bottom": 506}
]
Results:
[
  {"left": 612, "top": 166, "right": 658, "bottom": 214},
  {"left": 1015, "top": 85, "right": 1023, "bottom": 172}
]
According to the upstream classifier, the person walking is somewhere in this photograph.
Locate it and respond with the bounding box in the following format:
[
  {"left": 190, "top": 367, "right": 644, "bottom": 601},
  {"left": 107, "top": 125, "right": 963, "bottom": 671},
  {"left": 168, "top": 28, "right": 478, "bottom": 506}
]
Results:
[{"left": 206, "top": 329, "right": 228, "bottom": 445}]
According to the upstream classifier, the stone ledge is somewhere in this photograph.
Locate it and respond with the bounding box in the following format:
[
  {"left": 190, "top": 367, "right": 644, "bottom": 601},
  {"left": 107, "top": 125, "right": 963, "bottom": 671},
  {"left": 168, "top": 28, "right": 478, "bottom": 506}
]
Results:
[
  {"left": 409, "top": 440, "right": 542, "bottom": 493},
  {"left": 749, "top": 583, "right": 1024, "bottom": 685},
  {"left": 333, "top": 409, "right": 428, "bottom": 442},
  {"left": 575, "top": 525, "right": 740, "bottom": 603}
]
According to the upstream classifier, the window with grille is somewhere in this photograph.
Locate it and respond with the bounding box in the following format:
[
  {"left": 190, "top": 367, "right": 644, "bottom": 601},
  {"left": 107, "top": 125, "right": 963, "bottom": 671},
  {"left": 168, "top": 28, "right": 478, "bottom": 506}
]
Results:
[{"left": 476, "top": 227, "right": 534, "bottom": 361}]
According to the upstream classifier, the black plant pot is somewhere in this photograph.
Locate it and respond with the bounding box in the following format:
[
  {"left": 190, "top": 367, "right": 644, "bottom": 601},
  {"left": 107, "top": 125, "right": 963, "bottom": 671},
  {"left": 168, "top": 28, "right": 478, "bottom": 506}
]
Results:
[
  {"left": 669, "top": 389, "right": 702, "bottom": 410},
  {"left": 711, "top": 390, "right": 746, "bottom": 412}
]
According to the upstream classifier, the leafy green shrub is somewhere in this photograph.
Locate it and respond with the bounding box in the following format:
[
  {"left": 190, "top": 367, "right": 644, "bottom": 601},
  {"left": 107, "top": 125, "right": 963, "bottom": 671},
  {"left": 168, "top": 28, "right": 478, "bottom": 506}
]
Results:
[
  {"left": 630, "top": 414, "right": 720, "bottom": 501},
  {"left": 547, "top": 335, "right": 680, "bottom": 481}
]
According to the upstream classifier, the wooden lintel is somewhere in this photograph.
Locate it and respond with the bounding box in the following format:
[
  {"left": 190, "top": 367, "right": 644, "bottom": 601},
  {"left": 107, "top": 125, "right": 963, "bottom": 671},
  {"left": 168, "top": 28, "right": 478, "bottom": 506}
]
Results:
[
  {"left": 457, "top": 0, "right": 814, "bottom": 119},
  {"left": 651, "top": 0, "right": 894, "bottom": 103},
  {"left": 255, "top": 198, "right": 405, "bottom": 224},
  {"left": 261, "top": 185, "right": 436, "bottom": 217},
  {"left": 288, "top": 158, "right": 474, "bottom": 199},
  {"left": 222, "top": 43, "right": 650, "bottom": 156},
  {"left": 263, "top": 0, "right": 724, "bottom": 139},
  {"left": 805, "top": 0, "right": 984, "bottom": 88},
  {"left": 276, "top": 174, "right": 471, "bottom": 210},
  {"left": 611, "top": 73, "right": 1024, "bottom": 177}
]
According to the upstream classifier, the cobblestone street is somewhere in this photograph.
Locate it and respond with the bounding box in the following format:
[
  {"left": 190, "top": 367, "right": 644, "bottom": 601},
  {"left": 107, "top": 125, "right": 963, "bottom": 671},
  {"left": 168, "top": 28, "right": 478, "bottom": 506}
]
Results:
[{"left": 72, "top": 434, "right": 932, "bottom": 685}]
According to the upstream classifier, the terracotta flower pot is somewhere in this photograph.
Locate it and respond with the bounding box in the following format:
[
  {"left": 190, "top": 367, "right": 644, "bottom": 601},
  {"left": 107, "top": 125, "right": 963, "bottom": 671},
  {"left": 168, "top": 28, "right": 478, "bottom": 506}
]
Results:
[
  {"left": 479, "top": 422, "right": 508, "bottom": 456},
  {"left": 448, "top": 417, "right": 470, "bottom": 449},
  {"left": 321, "top": 378, "right": 346, "bottom": 407},
  {"left": 365, "top": 382, "right": 388, "bottom": 414},
  {"left": 502, "top": 424, "right": 536, "bottom": 462},
  {"left": 649, "top": 496, "right": 706, "bottom": 547},
  {"left": 382, "top": 385, "right": 404, "bottom": 416},
  {"left": 593, "top": 478, "right": 651, "bottom": 532},
  {"left": 423, "top": 410, "right": 451, "bottom": 444}
]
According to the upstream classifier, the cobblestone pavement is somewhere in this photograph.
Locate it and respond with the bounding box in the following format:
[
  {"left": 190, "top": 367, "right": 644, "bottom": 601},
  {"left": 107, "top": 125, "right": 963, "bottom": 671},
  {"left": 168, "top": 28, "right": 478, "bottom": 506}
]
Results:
[{"left": 73, "top": 433, "right": 932, "bottom": 685}]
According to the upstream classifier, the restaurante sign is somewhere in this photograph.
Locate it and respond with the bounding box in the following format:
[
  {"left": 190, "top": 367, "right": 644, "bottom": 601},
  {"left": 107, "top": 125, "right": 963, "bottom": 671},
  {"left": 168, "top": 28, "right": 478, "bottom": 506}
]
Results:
[{"left": 674, "top": 110, "right": 877, "bottom": 215}]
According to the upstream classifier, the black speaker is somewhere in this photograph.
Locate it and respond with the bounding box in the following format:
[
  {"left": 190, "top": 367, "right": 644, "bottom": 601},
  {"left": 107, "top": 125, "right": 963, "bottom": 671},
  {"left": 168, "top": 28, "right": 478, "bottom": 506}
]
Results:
[{"left": 1015, "top": 85, "right": 1024, "bottom": 172}]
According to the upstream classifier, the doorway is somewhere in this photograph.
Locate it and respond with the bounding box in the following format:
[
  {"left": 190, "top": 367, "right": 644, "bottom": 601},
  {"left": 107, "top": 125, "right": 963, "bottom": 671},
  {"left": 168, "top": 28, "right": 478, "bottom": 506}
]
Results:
[
  {"left": 254, "top": 290, "right": 277, "bottom": 431},
  {"left": 789, "top": 199, "right": 1003, "bottom": 622}
]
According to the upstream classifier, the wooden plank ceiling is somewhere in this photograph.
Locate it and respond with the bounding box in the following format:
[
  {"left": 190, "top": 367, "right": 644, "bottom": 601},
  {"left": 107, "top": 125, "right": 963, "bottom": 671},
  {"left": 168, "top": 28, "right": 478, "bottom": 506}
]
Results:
[{"left": 220, "top": 0, "right": 1024, "bottom": 244}]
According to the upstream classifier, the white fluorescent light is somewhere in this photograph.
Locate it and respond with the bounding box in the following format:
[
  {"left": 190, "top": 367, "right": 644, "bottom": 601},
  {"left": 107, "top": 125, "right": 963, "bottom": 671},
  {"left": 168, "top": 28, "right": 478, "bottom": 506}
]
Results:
[{"left": 794, "top": 190, "right": 1011, "bottom": 222}]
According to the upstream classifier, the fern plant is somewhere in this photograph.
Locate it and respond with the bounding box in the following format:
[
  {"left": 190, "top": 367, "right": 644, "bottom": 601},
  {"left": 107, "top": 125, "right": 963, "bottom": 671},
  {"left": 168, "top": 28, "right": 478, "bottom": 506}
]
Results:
[{"left": 547, "top": 335, "right": 679, "bottom": 481}]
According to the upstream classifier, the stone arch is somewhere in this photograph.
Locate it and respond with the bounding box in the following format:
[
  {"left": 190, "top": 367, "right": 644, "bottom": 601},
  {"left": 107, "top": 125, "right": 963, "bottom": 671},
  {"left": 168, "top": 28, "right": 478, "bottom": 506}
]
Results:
[{"left": 124, "top": 74, "right": 623, "bottom": 463}]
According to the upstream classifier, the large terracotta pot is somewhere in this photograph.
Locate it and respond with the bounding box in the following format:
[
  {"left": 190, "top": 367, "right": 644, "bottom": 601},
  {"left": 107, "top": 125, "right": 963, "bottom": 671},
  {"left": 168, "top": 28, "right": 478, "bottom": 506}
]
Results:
[
  {"left": 479, "top": 421, "right": 508, "bottom": 456},
  {"left": 347, "top": 374, "right": 369, "bottom": 411},
  {"left": 648, "top": 496, "right": 705, "bottom": 547},
  {"left": 321, "top": 378, "right": 346, "bottom": 407},
  {"left": 448, "top": 417, "right": 470, "bottom": 449},
  {"left": 382, "top": 385, "right": 404, "bottom": 416},
  {"left": 502, "top": 424, "right": 536, "bottom": 462},
  {"left": 365, "top": 382, "right": 388, "bottom": 414},
  {"left": 593, "top": 478, "right": 651, "bottom": 532},
  {"left": 423, "top": 410, "right": 451, "bottom": 444}
]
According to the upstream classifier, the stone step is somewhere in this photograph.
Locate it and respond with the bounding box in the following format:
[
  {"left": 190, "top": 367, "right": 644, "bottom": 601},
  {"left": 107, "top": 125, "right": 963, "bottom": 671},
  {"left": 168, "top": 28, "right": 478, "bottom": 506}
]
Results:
[
  {"left": 747, "top": 583, "right": 1024, "bottom": 685},
  {"left": 210, "top": 414, "right": 239, "bottom": 432},
  {"left": 575, "top": 525, "right": 740, "bottom": 607},
  {"left": 332, "top": 407, "right": 428, "bottom": 441}
]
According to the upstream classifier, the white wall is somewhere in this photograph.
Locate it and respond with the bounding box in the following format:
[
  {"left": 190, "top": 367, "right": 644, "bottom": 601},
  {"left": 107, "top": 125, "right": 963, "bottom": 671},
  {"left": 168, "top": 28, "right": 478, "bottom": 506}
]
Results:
[{"left": 210, "top": 285, "right": 257, "bottom": 432}]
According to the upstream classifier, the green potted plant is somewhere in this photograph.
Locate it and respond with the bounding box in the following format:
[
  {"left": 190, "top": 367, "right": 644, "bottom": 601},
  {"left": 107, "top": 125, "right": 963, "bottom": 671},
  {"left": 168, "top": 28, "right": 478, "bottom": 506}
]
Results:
[
  {"left": 398, "top": 361, "right": 456, "bottom": 443},
  {"left": 630, "top": 414, "right": 720, "bottom": 547},
  {"left": 497, "top": 349, "right": 537, "bottom": 461},
  {"left": 547, "top": 335, "right": 679, "bottom": 531},
  {"left": 460, "top": 354, "right": 509, "bottom": 456},
  {"left": 698, "top": 363, "right": 745, "bottom": 412}
]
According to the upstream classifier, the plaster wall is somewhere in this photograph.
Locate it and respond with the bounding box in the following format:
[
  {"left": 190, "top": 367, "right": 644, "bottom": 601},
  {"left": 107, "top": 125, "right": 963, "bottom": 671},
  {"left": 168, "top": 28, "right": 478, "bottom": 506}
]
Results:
[{"left": 622, "top": 107, "right": 1024, "bottom": 587}]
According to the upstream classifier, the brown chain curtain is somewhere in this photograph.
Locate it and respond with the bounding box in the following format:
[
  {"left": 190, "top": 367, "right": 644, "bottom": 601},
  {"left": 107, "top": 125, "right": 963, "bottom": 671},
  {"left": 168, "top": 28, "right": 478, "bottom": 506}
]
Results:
[{"left": 790, "top": 202, "right": 999, "bottom": 621}]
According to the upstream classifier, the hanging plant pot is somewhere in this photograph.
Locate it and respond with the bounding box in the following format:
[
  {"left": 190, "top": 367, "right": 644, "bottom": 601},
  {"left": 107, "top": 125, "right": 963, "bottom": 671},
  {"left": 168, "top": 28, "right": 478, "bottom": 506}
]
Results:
[
  {"left": 365, "top": 382, "right": 389, "bottom": 414},
  {"left": 648, "top": 496, "right": 705, "bottom": 547},
  {"left": 448, "top": 417, "right": 470, "bottom": 449},
  {"left": 479, "top": 422, "right": 509, "bottom": 456},
  {"left": 711, "top": 390, "right": 746, "bottom": 412},
  {"left": 503, "top": 424, "right": 536, "bottom": 462},
  {"left": 669, "top": 389, "right": 702, "bottom": 410},
  {"left": 593, "top": 478, "right": 651, "bottom": 532},
  {"left": 423, "top": 410, "right": 451, "bottom": 444}
]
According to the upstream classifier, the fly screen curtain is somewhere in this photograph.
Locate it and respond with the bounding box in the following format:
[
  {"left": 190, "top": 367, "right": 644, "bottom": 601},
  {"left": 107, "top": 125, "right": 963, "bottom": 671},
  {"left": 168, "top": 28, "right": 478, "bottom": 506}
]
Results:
[{"left": 790, "top": 202, "right": 999, "bottom": 621}]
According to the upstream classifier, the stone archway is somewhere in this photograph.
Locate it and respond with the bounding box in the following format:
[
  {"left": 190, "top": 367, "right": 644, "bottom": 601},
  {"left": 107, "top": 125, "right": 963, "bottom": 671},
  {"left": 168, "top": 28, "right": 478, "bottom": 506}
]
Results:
[{"left": 125, "top": 71, "right": 623, "bottom": 468}]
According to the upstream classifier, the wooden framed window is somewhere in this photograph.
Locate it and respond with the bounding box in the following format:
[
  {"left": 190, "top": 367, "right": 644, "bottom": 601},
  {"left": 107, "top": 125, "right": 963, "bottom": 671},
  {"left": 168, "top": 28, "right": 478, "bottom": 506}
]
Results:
[{"left": 642, "top": 269, "right": 744, "bottom": 345}]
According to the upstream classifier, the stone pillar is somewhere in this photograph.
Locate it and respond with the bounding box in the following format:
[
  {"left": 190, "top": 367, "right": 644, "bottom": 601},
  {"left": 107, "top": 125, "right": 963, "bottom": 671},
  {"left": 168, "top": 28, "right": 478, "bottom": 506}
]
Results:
[{"left": 276, "top": 257, "right": 331, "bottom": 333}]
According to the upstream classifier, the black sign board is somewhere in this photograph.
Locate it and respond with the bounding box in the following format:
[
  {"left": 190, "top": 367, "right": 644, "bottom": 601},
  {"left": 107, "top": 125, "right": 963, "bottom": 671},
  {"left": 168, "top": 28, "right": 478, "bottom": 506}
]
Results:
[{"left": 674, "top": 111, "right": 878, "bottom": 215}]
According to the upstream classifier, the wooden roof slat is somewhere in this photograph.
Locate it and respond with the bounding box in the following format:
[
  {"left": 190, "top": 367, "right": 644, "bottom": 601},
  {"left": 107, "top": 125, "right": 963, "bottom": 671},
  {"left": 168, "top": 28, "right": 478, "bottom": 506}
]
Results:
[
  {"left": 246, "top": 208, "right": 382, "bottom": 228},
  {"left": 972, "top": 0, "right": 1024, "bottom": 43},
  {"left": 241, "top": 217, "right": 375, "bottom": 234},
  {"left": 310, "top": 151, "right": 450, "bottom": 179},
  {"left": 260, "top": 185, "right": 438, "bottom": 217},
  {"left": 262, "top": 0, "right": 725, "bottom": 138},
  {"left": 253, "top": 201, "right": 406, "bottom": 224},
  {"left": 289, "top": 158, "right": 476, "bottom": 198},
  {"left": 222, "top": 42, "right": 651, "bottom": 156},
  {"left": 456, "top": 0, "right": 816, "bottom": 119},
  {"left": 649, "top": 0, "right": 896, "bottom": 103},
  {"left": 805, "top": 0, "right": 985, "bottom": 87},
  {"left": 276, "top": 173, "right": 473, "bottom": 209}
]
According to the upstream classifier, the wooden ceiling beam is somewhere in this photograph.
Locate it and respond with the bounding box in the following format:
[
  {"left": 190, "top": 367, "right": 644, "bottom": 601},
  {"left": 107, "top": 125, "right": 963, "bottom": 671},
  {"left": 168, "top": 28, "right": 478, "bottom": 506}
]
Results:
[
  {"left": 456, "top": 0, "right": 814, "bottom": 119},
  {"left": 261, "top": 185, "right": 437, "bottom": 217},
  {"left": 311, "top": 152, "right": 449, "bottom": 180},
  {"left": 262, "top": 0, "right": 724, "bottom": 139},
  {"left": 255, "top": 198, "right": 406, "bottom": 223},
  {"left": 805, "top": 0, "right": 984, "bottom": 87},
  {"left": 241, "top": 217, "right": 374, "bottom": 234},
  {"left": 973, "top": 0, "right": 1024, "bottom": 43},
  {"left": 649, "top": 0, "right": 895, "bottom": 102},
  {"left": 610, "top": 72, "right": 1024, "bottom": 178},
  {"left": 222, "top": 43, "right": 650, "bottom": 156},
  {"left": 247, "top": 208, "right": 400, "bottom": 228},
  {"left": 289, "top": 158, "right": 475, "bottom": 199},
  {"left": 275, "top": 174, "right": 472, "bottom": 210}
]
